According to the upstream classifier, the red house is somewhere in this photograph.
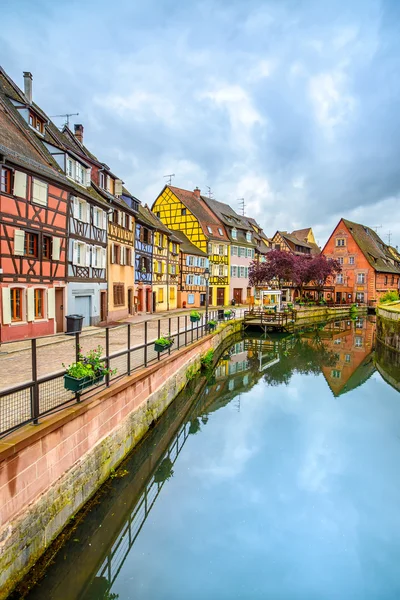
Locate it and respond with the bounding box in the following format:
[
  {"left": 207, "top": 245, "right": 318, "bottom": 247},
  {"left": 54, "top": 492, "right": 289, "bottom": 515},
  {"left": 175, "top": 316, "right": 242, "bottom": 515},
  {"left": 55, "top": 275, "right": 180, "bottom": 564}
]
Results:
[
  {"left": 0, "top": 83, "right": 68, "bottom": 341},
  {"left": 322, "top": 218, "right": 400, "bottom": 306}
]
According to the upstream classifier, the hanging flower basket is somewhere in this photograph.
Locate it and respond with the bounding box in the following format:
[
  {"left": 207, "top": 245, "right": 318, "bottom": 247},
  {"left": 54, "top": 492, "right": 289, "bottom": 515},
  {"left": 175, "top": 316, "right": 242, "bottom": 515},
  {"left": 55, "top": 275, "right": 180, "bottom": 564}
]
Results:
[
  {"left": 63, "top": 346, "right": 116, "bottom": 392},
  {"left": 190, "top": 311, "right": 201, "bottom": 323},
  {"left": 207, "top": 320, "right": 217, "bottom": 331},
  {"left": 64, "top": 374, "right": 104, "bottom": 392},
  {"left": 154, "top": 336, "right": 174, "bottom": 353}
]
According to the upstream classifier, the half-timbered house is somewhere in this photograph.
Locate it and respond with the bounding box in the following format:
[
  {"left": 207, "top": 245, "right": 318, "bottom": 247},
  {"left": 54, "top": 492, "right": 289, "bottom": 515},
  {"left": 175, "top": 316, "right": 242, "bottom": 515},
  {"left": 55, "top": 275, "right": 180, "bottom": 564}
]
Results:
[
  {"left": 0, "top": 87, "right": 68, "bottom": 341},
  {"left": 135, "top": 205, "right": 154, "bottom": 313},
  {"left": 152, "top": 185, "right": 230, "bottom": 306},
  {"left": 172, "top": 231, "right": 208, "bottom": 308}
]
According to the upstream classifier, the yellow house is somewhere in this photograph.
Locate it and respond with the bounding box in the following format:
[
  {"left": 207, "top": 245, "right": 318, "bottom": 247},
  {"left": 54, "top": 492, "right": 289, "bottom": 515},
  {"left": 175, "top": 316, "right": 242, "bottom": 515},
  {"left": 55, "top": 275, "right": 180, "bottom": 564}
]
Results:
[
  {"left": 152, "top": 185, "right": 230, "bottom": 306},
  {"left": 107, "top": 199, "right": 136, "bottom": 321}
]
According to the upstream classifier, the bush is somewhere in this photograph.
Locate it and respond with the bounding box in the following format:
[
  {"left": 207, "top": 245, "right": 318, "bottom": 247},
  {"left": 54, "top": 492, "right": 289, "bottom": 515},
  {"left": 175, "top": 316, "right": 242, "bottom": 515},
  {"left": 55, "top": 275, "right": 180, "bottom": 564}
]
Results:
[
  {"left": 154, "top": 335, "right": 174, "bottom": 347},
  {"left": 190, "top": 310, "right": 201, "bottom": 318},
  {"left": 379, "top": 291, "right": 400, "bottom": 304},
  {"left": 63, "top": 346, "right": 116, "bottom": 379},
  {"left": 200, "top": 349, "right": 214, "bottom": 370}
]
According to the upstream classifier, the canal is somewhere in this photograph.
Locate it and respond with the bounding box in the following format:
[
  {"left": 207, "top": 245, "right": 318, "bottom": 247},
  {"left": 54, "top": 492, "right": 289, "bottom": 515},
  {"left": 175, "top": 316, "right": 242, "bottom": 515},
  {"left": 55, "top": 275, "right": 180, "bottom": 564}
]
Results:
[{"left": 22, "top": 316, "right": 400, "bottom": 600}]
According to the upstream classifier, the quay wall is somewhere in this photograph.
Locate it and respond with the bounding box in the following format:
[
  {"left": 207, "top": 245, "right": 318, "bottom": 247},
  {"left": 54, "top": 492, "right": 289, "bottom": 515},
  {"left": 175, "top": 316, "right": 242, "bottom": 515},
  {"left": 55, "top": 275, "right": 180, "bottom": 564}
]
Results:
[
  {"left": 376, "top": 303, "right": 400, "bottom": 353},
  {"left": 295, "top": 305, "right": 368, "bottom": 324},
  {"left": 0, "top": 320, "right": 241, "bottom": 599}
]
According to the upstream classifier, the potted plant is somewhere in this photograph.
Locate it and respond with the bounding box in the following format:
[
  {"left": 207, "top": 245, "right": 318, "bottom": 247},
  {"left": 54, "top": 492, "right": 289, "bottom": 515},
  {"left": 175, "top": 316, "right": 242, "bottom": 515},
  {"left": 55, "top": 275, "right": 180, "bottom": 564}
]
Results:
[
  {"left": 224, "top": 310, "right": 232, "bottom": 319},
  {"left": 190, "top": 310, "right": 201, "bottom": 323},
  {"left": 63, "top": 346, "right": 116, "bottom": 392},
  {"left": 207, "top": 319, "right": 217, "bottom": 331},
  {"left": 154, "top": 335, "right": 174, "bottom": 353}
]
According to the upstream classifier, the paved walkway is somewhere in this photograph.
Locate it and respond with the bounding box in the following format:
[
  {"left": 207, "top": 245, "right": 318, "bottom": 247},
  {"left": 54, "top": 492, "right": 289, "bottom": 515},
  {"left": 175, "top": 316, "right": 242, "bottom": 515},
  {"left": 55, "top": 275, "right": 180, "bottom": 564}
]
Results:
[{"left": 0, "top": 307, "right": 245, "bottom": 391}]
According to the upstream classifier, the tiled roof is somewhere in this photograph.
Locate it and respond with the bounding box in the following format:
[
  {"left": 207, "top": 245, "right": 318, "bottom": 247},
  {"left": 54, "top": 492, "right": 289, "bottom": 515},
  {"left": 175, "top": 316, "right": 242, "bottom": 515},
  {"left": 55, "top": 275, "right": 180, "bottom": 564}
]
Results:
[
  {"left": 203, "top": 197, "right": 256, "bottom": 246},
  {"left": 167, "top": 186, "right": 230, "bottom": 241},
  {"left": 292, "top": 228, "right": 312, "bottom": 241},
  {"left": 342, "top": 219, "right": 400, "bottom": 274},
  {"left": 170, "top": 230, "right": 207, "bottom": 256}
]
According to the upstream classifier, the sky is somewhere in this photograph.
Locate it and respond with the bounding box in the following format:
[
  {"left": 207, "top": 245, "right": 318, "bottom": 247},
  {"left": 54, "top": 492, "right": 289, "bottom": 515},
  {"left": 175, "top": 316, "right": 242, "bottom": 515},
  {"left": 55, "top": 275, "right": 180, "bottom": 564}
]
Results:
[{"left": 1, "top": 0, "right": 400, "bottom": 248}]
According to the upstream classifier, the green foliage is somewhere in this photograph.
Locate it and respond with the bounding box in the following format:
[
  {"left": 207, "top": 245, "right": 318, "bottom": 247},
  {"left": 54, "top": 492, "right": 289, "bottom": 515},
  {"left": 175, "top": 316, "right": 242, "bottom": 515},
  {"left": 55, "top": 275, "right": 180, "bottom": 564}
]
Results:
[
  {"left": 63, "top": 345, "right": 116, "bottom": 379},
  {"left": 379, "top": 291, "right": 400, "bottom": 304},
  {"left": 154, "top": 457, "right": 174, "bottom": 483},
  {"left": 189, "top": 417, "right": 201, "bottom": 435},
  {"left": 224, "top": 310, "right": 232, "bottom": 316},
  {"left": 154, "top": 335, "right": 174, "bottom": 347},
  {"left": 208, "top": 319, "right": 217, "bottom": 326},
  {"left": 186, "top": 365, "right": 197, "bottom": 382},
  {"left": 201, "top": 349, "right": 214, "bottom": 370},
  {"left": 190, "top": 310, "right": 201, "bottom": 318}
]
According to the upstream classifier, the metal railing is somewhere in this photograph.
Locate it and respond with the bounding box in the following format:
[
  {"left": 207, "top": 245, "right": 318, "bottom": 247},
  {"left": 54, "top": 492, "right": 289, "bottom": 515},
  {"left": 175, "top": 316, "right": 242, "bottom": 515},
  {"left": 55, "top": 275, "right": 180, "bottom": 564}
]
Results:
[{"left": 0, "top": 308, "right": 244, "bottom": 439}]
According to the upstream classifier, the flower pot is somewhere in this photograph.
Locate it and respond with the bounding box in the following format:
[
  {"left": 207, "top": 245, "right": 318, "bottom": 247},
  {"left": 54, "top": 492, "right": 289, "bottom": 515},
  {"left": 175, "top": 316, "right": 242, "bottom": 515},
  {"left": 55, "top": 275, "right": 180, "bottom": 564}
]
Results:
[
  {"left": 207, "top": 323, "right": 216, "bottom": 330},
  {"left": 64, "top": 374, "right": 105, "bottom": 392},
  {"left": 190, "top": 316, "right": 200, "bottom": 323},
  {"left": 154, "top": 342, "right": 173, "bottom": 353}
]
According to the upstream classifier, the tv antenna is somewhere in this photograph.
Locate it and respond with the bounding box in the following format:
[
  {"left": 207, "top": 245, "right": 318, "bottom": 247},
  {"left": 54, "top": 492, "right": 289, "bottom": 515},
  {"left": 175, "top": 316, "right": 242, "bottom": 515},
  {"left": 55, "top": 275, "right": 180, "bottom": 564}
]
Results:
[
  {"left": 206, "top": 186, "right": 213, "bottom": 198},
  {"left": 163, "top": 173, "right": 175, "bottom": 185},
  {"left": 387, "top": 230, "right": 392, "bottom": 246},
  {"left": 372, "top": 225, "right": 382, "bottom": 233},
  {"left": 49, "top": 112, "right": 79, "bottom": 127},
  {"left": 237, "top": 198, "right": 245, "bottom": 216}
]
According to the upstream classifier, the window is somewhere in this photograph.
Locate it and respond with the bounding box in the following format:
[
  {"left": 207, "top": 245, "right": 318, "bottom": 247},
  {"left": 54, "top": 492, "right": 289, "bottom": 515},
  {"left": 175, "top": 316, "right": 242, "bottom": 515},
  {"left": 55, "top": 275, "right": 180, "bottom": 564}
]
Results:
[
  {"left": 157, "top": 260, "right": 162, "bottom": 273},
  {"left": 66, "top": 158, "right": 73, "bottom": 178},
  {"left": 356, "top": 292, "right": 364, "bottom": 302},
  {"left": 336, "top": 238, "right": 345, "bottom": 247},
  {"left": 345, "top": 354, "right": 351, "bottom": 363},
  {"left": 240, "top": 266, "right": 245, "bottom": 278},
  {"left": 99, "top": 172, "right": 106, "bottom": 189},
  {"left": 391, "top": 275, "right": 395, "bottom": 285},
  {"left": 113, "top": 284, "right": 125, "bottom": 306},
  {"left": 349, "top": 256, "right": 355, "bottom": 265},
  {"left": 231, "top": 266, "right": 237, "bottom": 277},
  {"left": 143, "top": 228, "right": 150, "bottom": 243},
  {"left": 42, "top": 236, "right": 52, "bottom": 259},
  {"left": 384, "top": 275, "right": 388, "bottom": 285},
  {"left": 32, "top": 179, "right": 48, "bottom": 206},
  {"left": 355, "top": 336, "right": 363, "bottom": 348},
  {"left": 126, "top": 248, "right": 132, "bottom": 266},
  {"left": 156, "top": 211, "right": 160, "bottom": 218},
  {"left": 232, "top": 228, "right": 237, "bottom": 239},
  {"left": 112, "top": 210, "right": 118, "bottom": 225},
  {"left": 246, "top": 232, "right": 252, "bottom": 242},
  {"left": 274, "top": 243, "right": 281, "bottom": 251},
  {"left": 25, "top": 232, "right": 39, "bottom": 257},
  {"left": 331, "top": 370, "right": 341, "bottom": 379},
  {"left": 158, "top": 287, "right": 164, "bottom": 303},
  {"left": 76, "top": 163, "right": 85, "bottom": 185},
  {"left": 79, "top": 201, "right": 86, "bottom": 221},
  {"left": 218, "top": 245, "right": 224, "bottom": 255},
  {"left": 11, "top": 288, "right": 23, "bottom": 321},
  {"left": 188, "top": 293, "right": 195, "bottom": 304},
  {"left": 182, "top": 208, "right": 187, "bottom": 216},
  {"left": 0, "top": 167, "right": 12, "bottom": 194},
  {"left": 231, "top": 246, "right": 238, "bottom": 256},
  {"left": 240, "top": 247, "right": 246, "bottom": 257},
  {"left": 336, "top": 274, "right": 344, "bottom": 284},
  {"left": 170, "top": 264, "right": 177, "bottom": 274},
  {"left": 218, "top": 265, "right": 224, "bottom": 276},
  {"left": 28, "top": 111, "right": 44, "bottom": 133},
  {"left": 357, "top": 273, "right": 366, "bottom": 284},
  {"left": 207, "top": 226, "right": 212, "bottom": 234},
  {"left": 34, "top": 289, "right": 44, "bottom": 318},
  {"left": 246, "top": 248, "right": 252, "bottom": 258},
  {"left": 172, "top": 243, "right": 177, "bottom": 254},
  {"left": 124, "top": 214, "right": 130, "bottom": 229},
  {"left": 338, "top": 257, "right": 344, "bottom": 265}
]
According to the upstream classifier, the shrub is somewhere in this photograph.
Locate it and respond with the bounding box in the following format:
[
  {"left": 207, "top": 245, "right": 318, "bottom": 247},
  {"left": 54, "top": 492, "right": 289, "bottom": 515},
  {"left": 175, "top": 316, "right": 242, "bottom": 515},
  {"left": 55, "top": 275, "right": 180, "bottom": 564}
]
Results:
[
  {"left": 379, "top": 291, "right": 400, "bottom": 304},
  {"left": 201, "top": 349, "right": 214, "bottom": 370},
  {"left": 155, "top": 335, "right": 174, "bottom": 347},
  {"left": 190, "top": 310, "right": 201, "bottom": 319}
]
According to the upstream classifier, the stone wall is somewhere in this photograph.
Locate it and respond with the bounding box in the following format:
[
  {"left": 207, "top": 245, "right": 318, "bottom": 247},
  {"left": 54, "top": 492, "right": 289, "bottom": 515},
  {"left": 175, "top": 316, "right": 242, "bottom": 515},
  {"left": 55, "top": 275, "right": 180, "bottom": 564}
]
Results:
[
  {"left": 0, "top": 320, "right": 241, "bottom": 599},
  {"left": 376, "top": 304, "right": 400, "bottom": 353},
  {"left": 295, "top": 305, "right": 367, "bottom": 324}
]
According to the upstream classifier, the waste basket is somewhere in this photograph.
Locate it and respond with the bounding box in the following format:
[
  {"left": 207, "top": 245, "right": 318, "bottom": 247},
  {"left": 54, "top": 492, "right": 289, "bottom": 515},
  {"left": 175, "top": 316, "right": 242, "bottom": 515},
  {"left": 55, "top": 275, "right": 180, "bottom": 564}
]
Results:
[
  {"left": 217, "top": 309, "right": 224, "bottom": 320},
  {"left": 65, "top": 314, "right": 84, "bottom": 335}
]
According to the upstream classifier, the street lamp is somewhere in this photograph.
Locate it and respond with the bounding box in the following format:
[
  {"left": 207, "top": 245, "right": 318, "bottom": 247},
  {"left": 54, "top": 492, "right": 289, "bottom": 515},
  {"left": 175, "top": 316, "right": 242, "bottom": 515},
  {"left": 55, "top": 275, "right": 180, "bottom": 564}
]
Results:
[{"left": 204, "top": 267, "right": 210, "bottom": 327}]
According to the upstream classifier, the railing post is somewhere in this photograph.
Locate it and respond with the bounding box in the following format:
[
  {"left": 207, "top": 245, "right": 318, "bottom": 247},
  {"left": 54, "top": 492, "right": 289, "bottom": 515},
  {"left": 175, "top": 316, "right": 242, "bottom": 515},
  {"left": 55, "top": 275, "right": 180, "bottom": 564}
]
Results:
[
  {"left": 177, "top": 316, "right": 180, "bottom": 349},
  {"left": 185, "top": 315, "right": 188, "bottom": 346},
  {"left": 158, "top": 319, "right": 161, "bottom": 361},
  {"left": 144, "top": 321, "right": 148, "bottom": 367},
  {"left": 31, "top": 338, "right": 40, "bottom": 425},
  {"left": 127, "top": 324, "right": 131, "bottom": 375},
  {"left": 168, "top": 317, "right": 172, "bottom": 354},
  {"left": 105, "top": 327, "right": 110, "bottom": 387},
  {"left": 75, "top": 331, "right": 80, "bottom": 363}
]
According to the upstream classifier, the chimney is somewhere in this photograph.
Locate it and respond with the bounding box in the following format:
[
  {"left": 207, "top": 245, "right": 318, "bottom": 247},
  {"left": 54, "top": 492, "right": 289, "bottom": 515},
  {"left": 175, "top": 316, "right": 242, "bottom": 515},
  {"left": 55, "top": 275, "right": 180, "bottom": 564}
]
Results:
[
  {"left": 23, "top": 72, "right": 32, "bottom": 104},
  {"left": 193, "top": 187, "right": 201, "bottom": 199},
  {"left": 74, "top": 124, "right": 84, "bottom": 143}
]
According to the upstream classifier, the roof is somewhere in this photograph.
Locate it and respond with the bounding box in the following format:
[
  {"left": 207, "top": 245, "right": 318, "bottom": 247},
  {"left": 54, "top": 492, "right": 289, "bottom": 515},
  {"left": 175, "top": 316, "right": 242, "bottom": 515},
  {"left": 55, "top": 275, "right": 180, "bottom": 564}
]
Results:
[
  {"left": 292, "top": 227, "right": 312, "bottom": 240},
  {"left": 203, "top": 197, "right": 256, "bottom": 246},
  {"left": 337, "top": 355, "right": 376, "bottom": 397},
  {"left": 342, "top": 219, "right": 400, "bottom": 274},
  {"left": 273, "top": 230, "right": 320, "bottom": 255},
  {"left": 170, "top": 230, "right": 207, "bottom": 256},
  {"left": 164, "top": 186, "right": 230, "bottom": 242},
  {"left": 141, "top": 204, "right": 175, "bottom": 235},
  {"left": 137, "top": 204, "right": 157, "bottom": 229}
]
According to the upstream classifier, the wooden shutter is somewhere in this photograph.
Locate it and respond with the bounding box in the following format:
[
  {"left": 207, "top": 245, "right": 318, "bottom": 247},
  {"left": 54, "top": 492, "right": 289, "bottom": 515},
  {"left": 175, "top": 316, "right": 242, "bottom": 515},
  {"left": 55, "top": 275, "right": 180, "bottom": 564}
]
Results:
[
  {"left": 120, "top": 246, "right": 125, "bottom": 265},
  {"left": 102, "top": 210, "right": 107, "bottom": 230},
  {"left": 86, "top": 168, "right": 91, "bottom": 188},
  {"left": 13, "top": 171, "right": 27, "bottom": 198},
  {"left": 72, "top": 196, "right": 79, "bottom": 219},
  {"left": 47, "top": 288, "right": 55, "bottom": 319},
  {"left": 1, "top": 288, "right": 11, "bottom": 324},
  {"left": 14, "top": 229, "right": 25, "bottom": 255},
  {"left": 110, "top": 243, "right": 115, "bottom": 264},
  {"left": 27, "top": 288, "right": 34, "bottom": 322},
  {"left": 91, "top": 246, "right": 97, "bottom": 267},
  {"left": 32, "top": 179, "right": 48, "bottom": 206},
  {"left": 224, "top": 245, "right": 228, "bottom": 255},
  {"left": 85, "top": 245, "right": 90, "bottom": 267},
  {"left": 106, "top": 175, "right": 111, "bottom": 193},
  {"left": 114, "top": 179, "right": 122, "bottom": 197},
  {"left": 130, "top": 248, "right": 134, "bottom": 266},
  {"left": 84, "top": 202, "right": 90, "bottom": 224},
  {"left": 72, "top": 240, "right": 78, "bottom": 265},
  {"left": 101, "top": 248, "right": 107, "bottom": 269},
  {"left": 224, "top": 265, "right": 228, "bottom": 277},
  {"left": 52, "top": 237, "right": 61, "bottom": 261}
]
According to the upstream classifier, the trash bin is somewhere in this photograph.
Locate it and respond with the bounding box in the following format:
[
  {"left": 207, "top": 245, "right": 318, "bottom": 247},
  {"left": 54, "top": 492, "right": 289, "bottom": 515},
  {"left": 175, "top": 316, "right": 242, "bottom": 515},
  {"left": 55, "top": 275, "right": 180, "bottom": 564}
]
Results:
[
  {"left": 217, "top": 309, "right": 224, "bottom": 321},
  {"left": 65, "top": 314, "right": 84, "bottom": 335}
]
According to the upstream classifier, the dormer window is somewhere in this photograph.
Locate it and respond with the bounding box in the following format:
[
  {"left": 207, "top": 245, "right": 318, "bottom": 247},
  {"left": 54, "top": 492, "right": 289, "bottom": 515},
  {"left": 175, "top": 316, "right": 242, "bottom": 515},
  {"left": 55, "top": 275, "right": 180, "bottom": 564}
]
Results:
[
  {"left": 246, "top": 231, "right": 252, "bottom": 242},
  {"left": 1, "top": 167, "right": 12, "bottom": 194},
  {"left": 218, "top": 228, "right": 223, "bottom": 235},
  {"left": 207, "top": 226, "right": 212, "bottom": 234},
  {"left": 28, "top": 111, "right": 44, "bottom": 134},
  {"left": 99, "top": 171, "right": 106, "bottom": 189},
  {"left": 232, "top": 228, "right": 237, "bottom": 240},
  {"left": 66, "top": 156, "right": 91, "bottom": 187}
]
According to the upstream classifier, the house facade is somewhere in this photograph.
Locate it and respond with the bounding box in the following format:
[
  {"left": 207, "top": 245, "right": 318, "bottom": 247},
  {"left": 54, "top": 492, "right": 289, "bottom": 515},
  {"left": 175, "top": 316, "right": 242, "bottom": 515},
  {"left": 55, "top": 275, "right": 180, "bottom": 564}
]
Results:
[
  {"left": 322, "top": 219, "right": 400, "bottom": 306},
  {"left": 153, "top": 185, "right": 230, "bottom": 306},
  {"left": 172, "top": 231, "right": 208, "bottom": 308},
  {"left": 107, "top": 203, "right": 135, "bottom": 321},
  {"left": 135, "top": 205, "right": 154, "bottom": 313}
]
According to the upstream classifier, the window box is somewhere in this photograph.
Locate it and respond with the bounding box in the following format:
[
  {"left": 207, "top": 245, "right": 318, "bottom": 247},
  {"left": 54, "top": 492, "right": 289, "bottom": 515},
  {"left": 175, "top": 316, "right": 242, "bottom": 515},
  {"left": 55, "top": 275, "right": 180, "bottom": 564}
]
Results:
[
  {"left": 154, "top": 337, "right": 174, "bottom": 353},
  {"left": 64, "top": 373, "right": 105, "bottom": 392},
  {"left": 190, "top": 311, "right": 201, "bottom": 322}
]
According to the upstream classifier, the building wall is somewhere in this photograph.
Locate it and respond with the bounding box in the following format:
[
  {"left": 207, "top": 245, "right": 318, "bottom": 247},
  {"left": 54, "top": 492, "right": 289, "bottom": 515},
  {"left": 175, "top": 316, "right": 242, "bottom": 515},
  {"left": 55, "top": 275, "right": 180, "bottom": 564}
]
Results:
[
  {"left": 229, "top": 245, "right": 254, "bottom": 304},
  {"left": 107, "top": 214, "right": 135, "bottom": 322},
  {"left": 66, "top": 281, "right": 107, "bottom": 326}
]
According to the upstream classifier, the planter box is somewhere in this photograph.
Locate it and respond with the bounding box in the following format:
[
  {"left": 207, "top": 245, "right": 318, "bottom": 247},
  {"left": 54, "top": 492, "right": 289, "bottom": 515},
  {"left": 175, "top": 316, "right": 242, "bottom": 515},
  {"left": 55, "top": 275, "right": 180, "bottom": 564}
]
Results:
[
  {"left": 190, "top": 316, "right": 200, "bottom": 323},
  {"left": 154, "top": 342, "right": 173, "bottom": 353},
  {"left": 207, "top": 323, "right": 217, "bottom": 330},
  {"left": 64, "top": 374, "right": 105, "bottom": 392}
]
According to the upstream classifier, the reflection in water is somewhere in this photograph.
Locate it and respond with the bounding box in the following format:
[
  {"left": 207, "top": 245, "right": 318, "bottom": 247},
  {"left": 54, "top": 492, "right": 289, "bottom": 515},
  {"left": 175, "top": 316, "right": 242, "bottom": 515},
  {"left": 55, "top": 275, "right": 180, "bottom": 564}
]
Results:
[{"left": 25, "top": 317, "right": 400, "bottom": 600}]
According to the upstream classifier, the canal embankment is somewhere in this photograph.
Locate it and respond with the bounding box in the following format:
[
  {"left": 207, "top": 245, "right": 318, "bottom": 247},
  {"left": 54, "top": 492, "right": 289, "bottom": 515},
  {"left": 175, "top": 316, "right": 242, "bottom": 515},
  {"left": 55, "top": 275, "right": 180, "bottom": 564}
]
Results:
[
  {"left": 0, "top": 320, "right": 241, "bottom": 600},
  {"left": 376, "top": 302, "right": 400, "bottom": 353}
]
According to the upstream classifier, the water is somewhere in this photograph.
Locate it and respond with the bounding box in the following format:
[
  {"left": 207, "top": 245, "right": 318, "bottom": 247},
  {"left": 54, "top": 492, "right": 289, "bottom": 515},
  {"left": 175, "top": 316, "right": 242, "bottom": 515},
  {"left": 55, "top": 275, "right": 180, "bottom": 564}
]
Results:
[{"left": 24, "top": 317, "right": 400, "bottom": 600}]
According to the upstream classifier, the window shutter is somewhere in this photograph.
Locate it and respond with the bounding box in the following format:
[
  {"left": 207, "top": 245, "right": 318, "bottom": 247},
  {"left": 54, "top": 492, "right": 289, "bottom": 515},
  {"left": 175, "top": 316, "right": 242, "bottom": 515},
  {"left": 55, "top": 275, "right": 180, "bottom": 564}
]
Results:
[
  {"left": 1, "top": 288, "right": 11, "bottom": 325},
  {"left": 84, "top": 245, "right": 90, "bottom": 267},
  {"left": 27, "top": 288, "right": 34, "bottom": 322},
  {"left": 224, "top": 245, "right": 228, "bottom": 255},
  {"left": 130, "top": 248, "right": 134, "bottom": 266},
  {"left": 224, "top": 265, "right": 228, "bottom": 277},
  {"left": 109, "top": 243, "right": 114, "bottom": 264},
  {"left": 153, "top": 260, "right": 157, "bottom": 273},
  {"left": 102, "top": 248, "right": 107, "bottom": 269},
  {"left": 47, "top": 288, "right": 55, "bottom": 319},
  {"left": 72, "top": 196, "right": 79, "bottom": 219},
  {"left": 106, "top": 175, "right": 111, "bottom": 193},
  {"left": 14, "top": 229, "right": 25, "bottom": 255},
  {"left": 120, "top": 246, "right": 125, "bottom": 265},
  {"left": 32, "top": 179, "right": 48, "bottom": 206},
  {"left": 114, "top": 179, "right": 122, "bottom": 197},
  {"left": 84, "top": 202, "right": 90, "bottom": 224},
  {"left": 52, "top": 237, "right": 61, "bottom": 261},
  {"left": 102, "top": 210, "right": 107, "bottom": 230},
  {"left": 13, "top": 171, "right": 27, "bottom": 198},
  {"left": 86, "top": 168, "right": 91, "bottom": 188},
  {"left": 72, "top": 240, "right": 78, "bottom": 265},
  {"left": 91, "top": 246, "right": 97, "bottom": 267}
]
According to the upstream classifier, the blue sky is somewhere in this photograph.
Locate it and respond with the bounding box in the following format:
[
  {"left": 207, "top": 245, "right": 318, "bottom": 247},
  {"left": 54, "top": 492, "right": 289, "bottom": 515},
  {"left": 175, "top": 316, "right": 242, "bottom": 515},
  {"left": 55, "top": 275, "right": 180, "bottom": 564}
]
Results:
[{"left": 1, "top": 0, "right": 400, "bottom": 247}]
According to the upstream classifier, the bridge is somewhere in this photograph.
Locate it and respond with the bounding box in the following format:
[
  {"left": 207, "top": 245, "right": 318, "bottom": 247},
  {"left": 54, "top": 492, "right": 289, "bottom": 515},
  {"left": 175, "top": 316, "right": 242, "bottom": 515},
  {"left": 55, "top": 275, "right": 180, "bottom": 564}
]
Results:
[{"left": 242, "top": 309, "right": 297, "bottom": 333}]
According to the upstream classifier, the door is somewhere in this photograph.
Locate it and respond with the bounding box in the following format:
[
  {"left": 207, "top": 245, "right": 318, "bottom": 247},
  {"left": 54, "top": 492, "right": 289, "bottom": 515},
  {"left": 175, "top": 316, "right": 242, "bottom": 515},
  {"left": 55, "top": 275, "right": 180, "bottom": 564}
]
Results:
[
  {"left": 138, "top": 288, "right": 143, "bottom": 312},
  {"left": 100, "top": 291, "right": 107, "bottom": 322},
  {"left": 233, "top": 288, "right": 242, "bottom": 305},
  {"left": 208, "top": 287, "right": 213, "bottom": 307},
  {"left": 55, "top": 288, "right": 64, "bottom": 333},
  {"left": 152, "top": 291, "right": 157, "bottom": 313},
  {"left": 128, "top": 288, "right": 133, "bottom": 315},
  {"left": 217, "top": 287, "right": 225, "bottom": 306},
  {"left": 336, "top": 292, "right": 341, "bottom": 304},
  {"left": 75, "top": 295, "right": 91, "bottom": 327}
]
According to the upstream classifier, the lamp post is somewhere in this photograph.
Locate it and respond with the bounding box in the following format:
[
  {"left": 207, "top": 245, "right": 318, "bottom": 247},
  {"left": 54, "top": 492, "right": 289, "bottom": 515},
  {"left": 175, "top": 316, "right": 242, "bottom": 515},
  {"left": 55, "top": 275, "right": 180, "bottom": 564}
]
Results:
[{"left": 204, "top": 267, "right": 210, "bottom": 327}]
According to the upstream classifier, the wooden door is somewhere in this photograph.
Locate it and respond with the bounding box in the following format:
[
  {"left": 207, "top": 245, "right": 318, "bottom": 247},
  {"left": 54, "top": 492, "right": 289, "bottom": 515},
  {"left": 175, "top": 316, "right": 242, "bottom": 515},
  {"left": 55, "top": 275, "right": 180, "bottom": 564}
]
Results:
[
  {"left": 233, "top": 288, "right": 242, "bottom": 304},
  {"left": 217, "top": 287, "right": 225, "bottom": 306},
  {"left": 208, "top": 287, "right": 213, "bottom": 306},
  {"left": 100, "top": 291, "right": 107, "bottom": 322},
  {"left": 336, "top": 292, "right": 341, "bottom": 304},
  {"left": 55, "top": 288, "right": 64, "bottom": 333},
  {"left": 138, "top": 288, "right": 143, "bottom": 312},
  {"left": 128, "top": 288, "right": 133, "bottom": 315}
]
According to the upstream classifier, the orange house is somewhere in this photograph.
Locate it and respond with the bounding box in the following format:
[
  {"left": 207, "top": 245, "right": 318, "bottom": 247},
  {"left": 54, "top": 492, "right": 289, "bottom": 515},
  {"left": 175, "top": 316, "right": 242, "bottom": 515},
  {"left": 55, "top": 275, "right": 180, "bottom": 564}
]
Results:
[{"left": 322, "top": 218, "right": 400, "bottom": 306}]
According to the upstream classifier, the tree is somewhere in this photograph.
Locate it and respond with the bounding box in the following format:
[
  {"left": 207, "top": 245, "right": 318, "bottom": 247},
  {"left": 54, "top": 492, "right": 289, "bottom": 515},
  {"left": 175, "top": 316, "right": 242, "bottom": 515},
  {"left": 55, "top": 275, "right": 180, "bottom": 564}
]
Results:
[
  {"left": 248, "top": 250, "right": 296, "bottom": 290},
  {"left": 248, "top": 259, "right": 273, "bottom": 288},
  {"left": 306, "top": 255, "right": 342, "bottom": 299},
  {"left": 291, "top": 254, "right": 313, "bottom": 299}
]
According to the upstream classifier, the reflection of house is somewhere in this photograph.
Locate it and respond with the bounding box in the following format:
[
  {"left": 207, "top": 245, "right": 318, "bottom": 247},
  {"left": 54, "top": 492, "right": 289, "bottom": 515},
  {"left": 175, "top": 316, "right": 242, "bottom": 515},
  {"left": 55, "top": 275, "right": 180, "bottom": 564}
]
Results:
[
  {"left": 322, "top": 218, "right": 400, "bottom": 305},
  {"left": 320, "top": 317, "right": 376, "bottom": 396}
]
